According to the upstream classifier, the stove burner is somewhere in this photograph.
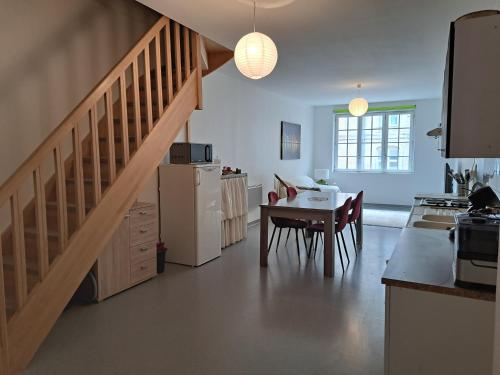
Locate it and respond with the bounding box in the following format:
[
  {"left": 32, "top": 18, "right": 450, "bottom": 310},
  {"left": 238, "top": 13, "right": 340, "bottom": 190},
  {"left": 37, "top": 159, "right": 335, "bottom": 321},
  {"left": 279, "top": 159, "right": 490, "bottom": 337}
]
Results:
[{"left": 420, "top": 198, "right": 470, "bottom": 209}]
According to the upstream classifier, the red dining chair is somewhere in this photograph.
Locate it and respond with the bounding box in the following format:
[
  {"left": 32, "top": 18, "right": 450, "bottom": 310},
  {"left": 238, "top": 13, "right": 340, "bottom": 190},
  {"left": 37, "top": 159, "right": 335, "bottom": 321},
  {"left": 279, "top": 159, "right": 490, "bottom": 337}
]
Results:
[
  {"left": 347, "top": 191, "right": 363, "bottom": 255},
  {"left": 286, "top": 186, "right": 298, "bottom": 199},
  {"left": 267, "top": 191, "right": 308, "bottom": 258},
  {"left": 307, "top": 197, "right": 352, "bottom": 273}
]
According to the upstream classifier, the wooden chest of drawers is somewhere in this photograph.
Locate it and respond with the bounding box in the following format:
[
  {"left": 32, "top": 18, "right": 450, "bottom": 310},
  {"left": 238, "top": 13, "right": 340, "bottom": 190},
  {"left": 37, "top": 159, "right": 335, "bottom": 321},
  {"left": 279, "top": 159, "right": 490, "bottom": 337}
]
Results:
[{"left": 95, "top": 202, "right": 158, "bottom": 301}]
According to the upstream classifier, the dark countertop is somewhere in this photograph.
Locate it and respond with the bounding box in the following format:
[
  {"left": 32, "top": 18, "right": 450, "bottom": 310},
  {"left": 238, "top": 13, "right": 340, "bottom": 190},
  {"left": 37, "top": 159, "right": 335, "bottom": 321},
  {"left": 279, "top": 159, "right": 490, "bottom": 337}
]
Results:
[{"left": 382, "top": 227, "right": 495, "bottom": 302}]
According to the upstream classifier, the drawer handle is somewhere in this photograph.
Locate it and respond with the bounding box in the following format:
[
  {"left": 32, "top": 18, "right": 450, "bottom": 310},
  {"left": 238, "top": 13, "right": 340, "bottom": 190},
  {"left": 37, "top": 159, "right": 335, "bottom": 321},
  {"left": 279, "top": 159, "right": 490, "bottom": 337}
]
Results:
[
  {"left": 139, "top": 229, "right": 148, "bottom": 234},
  {"left": 140, "top": 266, "right": 147, "bottom": 270},
  {"left": 139, "top": 211, "right": 148, "bottom": 215},
  {"left": 140, "top": 247, "right": 148, "bottom": 252}
]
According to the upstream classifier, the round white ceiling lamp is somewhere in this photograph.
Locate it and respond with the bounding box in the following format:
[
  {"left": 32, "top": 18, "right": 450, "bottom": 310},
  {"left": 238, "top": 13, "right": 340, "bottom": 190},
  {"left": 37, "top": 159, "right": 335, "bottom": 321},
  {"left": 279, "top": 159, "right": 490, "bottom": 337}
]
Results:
[
  {"left": 348, "top": 84, "right": 369, "bottom": 117},
  {"left": 234, "top": 0, "right": 278, "bottom": 80}
]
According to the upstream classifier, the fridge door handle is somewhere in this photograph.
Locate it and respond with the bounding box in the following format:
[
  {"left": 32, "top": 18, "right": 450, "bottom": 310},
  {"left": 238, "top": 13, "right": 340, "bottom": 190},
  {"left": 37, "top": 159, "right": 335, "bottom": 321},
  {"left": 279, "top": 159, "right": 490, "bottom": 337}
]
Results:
[{"left": 195, "top": 170, "right": 201, "bottom": 186}]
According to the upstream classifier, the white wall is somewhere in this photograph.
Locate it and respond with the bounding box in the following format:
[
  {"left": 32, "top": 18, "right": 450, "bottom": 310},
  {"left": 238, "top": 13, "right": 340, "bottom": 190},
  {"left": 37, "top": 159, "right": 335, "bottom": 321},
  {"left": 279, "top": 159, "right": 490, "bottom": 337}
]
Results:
[
  {"left": 0, "top": 0, "right": 159, "bottom": 184},
  {"left": 138, "top": 65, "right": 315, "bottom": 211},
  {"left": 314, "top": 99, "right": 446, "bottom": 206}
]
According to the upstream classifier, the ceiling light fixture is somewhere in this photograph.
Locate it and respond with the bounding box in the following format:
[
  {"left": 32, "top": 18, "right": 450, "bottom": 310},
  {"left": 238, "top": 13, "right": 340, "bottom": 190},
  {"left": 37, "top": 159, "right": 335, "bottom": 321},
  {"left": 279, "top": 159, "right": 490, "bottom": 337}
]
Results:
[
  {"left": 349, "top": 84, "right": 369, "bottom": 117},
  {"left": 234, "top": 0, "right": 278, "bottom": 79}
]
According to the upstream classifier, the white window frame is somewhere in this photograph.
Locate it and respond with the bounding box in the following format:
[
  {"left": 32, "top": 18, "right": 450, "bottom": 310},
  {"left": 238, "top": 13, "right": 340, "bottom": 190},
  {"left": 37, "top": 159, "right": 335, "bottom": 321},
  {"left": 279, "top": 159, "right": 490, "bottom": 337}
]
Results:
[{"left": 333, "top": 110, "right": 415, "bottom": 173}]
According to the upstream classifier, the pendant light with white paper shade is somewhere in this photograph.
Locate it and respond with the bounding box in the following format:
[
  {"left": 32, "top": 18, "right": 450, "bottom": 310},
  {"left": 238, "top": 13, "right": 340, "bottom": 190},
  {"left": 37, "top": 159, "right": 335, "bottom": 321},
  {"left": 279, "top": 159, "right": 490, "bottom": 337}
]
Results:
[
  {"left": 235, "top": 0, "right": 278, "bottom": 79},
  {"left": 349, "top": 84, "right": 369, "bottom": 117}
]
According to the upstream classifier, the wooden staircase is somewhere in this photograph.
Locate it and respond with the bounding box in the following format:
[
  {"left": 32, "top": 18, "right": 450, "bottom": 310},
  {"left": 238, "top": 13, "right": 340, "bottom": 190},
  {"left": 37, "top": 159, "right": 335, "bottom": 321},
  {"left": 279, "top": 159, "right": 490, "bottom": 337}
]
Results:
[{"left": 0, "top": 16, "right": 205, "bottom": 374}]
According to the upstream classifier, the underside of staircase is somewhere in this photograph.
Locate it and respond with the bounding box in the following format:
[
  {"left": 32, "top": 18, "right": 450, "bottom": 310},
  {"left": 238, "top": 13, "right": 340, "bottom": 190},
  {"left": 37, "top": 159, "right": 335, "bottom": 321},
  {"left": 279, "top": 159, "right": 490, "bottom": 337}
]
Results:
[{"left": 0, "top": 15, "right": 232, "bottom": 375}]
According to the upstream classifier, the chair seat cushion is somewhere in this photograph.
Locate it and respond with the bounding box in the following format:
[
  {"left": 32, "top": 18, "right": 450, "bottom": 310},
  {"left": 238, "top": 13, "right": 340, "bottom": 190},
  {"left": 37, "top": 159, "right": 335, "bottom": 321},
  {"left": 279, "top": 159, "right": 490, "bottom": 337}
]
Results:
[{"left": 309, "top": 222, "right": 341, "bottom": 232}]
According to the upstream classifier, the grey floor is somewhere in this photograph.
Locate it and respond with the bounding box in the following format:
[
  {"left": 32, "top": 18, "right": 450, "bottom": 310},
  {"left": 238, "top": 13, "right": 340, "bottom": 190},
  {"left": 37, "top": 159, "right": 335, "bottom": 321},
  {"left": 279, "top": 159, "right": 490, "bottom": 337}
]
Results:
[{"left": 25, "top": 223, "right": 401, "bottom": 375}]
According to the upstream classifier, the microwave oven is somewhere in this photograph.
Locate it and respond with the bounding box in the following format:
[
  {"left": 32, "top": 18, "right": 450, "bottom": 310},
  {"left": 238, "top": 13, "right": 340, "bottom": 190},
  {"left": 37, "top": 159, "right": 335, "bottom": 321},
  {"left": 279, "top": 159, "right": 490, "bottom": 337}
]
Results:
[{"left": 170, "top": 143, "right": 213, "bottom": 164}]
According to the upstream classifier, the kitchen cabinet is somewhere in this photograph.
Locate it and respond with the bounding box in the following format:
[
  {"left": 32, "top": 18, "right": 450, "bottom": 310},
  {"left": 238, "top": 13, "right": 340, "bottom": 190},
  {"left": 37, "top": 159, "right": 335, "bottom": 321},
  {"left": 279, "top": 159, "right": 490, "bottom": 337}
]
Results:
[
  {"left": 382, "top": 228, "right": 495, "bottom": 375},
  {"left": 95, "top": 202, "right": 158, "bottom": 301},
  {"left": 442, "top": 11, "right": 500, "bottom": 158}
]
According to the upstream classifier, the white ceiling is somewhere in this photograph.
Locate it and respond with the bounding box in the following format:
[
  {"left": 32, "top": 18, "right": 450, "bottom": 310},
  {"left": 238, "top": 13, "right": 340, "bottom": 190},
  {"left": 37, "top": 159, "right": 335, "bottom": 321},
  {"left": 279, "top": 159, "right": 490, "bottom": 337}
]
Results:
[{"left": 137, "top": 0, "right": 500, "bottom": 105}]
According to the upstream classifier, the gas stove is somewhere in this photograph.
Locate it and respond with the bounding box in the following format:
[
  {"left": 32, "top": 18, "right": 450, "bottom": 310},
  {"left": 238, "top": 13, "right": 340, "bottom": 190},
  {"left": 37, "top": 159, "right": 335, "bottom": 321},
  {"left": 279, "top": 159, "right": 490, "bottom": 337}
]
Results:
[{"left": 420, "top": 197, "right": 470, "bottom": 209}]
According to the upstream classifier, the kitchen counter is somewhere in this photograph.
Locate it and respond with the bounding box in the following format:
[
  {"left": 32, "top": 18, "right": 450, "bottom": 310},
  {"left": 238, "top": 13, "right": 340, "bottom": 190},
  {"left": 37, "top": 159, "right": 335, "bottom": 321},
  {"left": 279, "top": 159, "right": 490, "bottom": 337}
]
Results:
[
  {"left": 382, "top": 226, "right": 495, "bottom": 375},
  {"left": 382, "top": 227, "right": 495, "bottom": 301}
]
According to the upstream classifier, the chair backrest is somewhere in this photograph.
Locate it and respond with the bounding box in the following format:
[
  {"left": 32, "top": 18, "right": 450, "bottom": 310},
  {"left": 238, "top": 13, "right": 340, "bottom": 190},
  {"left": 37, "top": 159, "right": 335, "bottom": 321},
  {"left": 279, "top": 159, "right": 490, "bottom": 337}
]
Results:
[
  {"left": 268, "top": 191, "right": 279, "bottom": 204},
  {"left": 286, "top": 186, "right": 298, "bottom": 198},
  {"left": 336, "top": 197, "right": 352, "bottom": 232},
  {"left": 350, "top": 191, "right": 364, "bottom": 222}
]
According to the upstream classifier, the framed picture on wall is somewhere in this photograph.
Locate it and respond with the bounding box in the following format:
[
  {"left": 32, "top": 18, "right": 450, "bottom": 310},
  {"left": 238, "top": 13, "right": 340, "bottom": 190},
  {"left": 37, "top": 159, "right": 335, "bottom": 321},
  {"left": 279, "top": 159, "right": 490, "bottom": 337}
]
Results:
[{"left": 280, "top": 121, "right": 301, "bottom": 160}]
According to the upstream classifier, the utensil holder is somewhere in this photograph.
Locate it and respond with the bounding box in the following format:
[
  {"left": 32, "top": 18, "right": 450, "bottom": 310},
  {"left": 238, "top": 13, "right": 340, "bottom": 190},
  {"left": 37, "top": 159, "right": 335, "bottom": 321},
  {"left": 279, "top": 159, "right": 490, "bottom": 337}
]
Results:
[{"left": 456, "top": 182, "right": 468, "bottom": 197}]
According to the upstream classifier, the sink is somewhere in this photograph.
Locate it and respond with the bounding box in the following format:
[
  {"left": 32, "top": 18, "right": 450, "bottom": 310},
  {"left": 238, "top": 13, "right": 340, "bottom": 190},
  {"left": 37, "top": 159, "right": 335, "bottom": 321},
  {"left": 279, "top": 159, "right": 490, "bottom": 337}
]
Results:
[
  {"left": 421, "top": 214, "right": 455, "bottom": 224},
  {"left": 412, "top": 221, "right": 454, "bottom": 230}
]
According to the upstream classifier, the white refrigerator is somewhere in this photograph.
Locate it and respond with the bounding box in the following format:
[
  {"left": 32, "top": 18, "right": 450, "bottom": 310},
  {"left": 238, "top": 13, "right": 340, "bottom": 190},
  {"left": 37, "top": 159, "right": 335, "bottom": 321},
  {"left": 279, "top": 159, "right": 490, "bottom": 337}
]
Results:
[{"left": 159, "top": 164, "right": 221, "bottom": 266}]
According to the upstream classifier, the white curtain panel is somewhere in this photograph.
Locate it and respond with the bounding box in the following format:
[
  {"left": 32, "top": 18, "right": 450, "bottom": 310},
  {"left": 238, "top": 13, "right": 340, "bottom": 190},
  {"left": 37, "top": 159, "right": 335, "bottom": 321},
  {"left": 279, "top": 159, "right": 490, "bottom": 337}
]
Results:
[{"left": 221, "top": 176, "right": 248, "bottom": 249}]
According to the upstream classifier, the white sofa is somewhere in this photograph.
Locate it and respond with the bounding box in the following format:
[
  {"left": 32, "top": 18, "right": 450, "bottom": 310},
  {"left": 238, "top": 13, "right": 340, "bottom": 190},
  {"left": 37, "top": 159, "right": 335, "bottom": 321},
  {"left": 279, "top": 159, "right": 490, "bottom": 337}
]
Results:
[{"left": 275, "top": 175, "right": 340, "bottom": 198}]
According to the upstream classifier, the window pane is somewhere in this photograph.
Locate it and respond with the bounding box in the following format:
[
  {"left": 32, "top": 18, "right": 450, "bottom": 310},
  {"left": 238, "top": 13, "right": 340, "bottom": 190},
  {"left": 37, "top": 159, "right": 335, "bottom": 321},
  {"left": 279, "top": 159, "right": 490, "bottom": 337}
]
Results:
[
  {"left": 387, "top": 143, "right": 399, "bottom": 157},
  {"left": 362, "top": 116, "right": 372, "bottom": 130},
  {"left": 348, "top": 130, "right": 358, "bottom": 142},
  {"left": 387, "top": 156, "right": 399, "bottom": 170},
  {"left": 372, "top": 143, "right": 382, "bottom": 156},
  {"left": 399, "top": 128, "right": 411, "bottom": 142},
  {"left": 348, "top": 117, "right": 358, "bottom": 130},
  {"left": 388, "top": 129, "right": 399, "bottom": 142},
  {"left": 389, "top": 114, "right": 399, "bottom": 128},
  {"left": 361, "top": 143, "right": 372, "bottom": 157},
  {"left": 372, "top": 128, "right": 383, "bottom": 142},
  {"left": 372, "top": 157, "right": 382, "bottom": 170},
  {"left": 338, "top": 118, "right": 348, "bottom": 131},
  {"left": 361, "top": 129, "right": 372, "bottom": 143},
  {"left": 338, "top": 144, "right": 347, "bottom": 157},
  {"left": 398, "top": 157, "right": 409, "bottom": 171},
  {"left": 362, "top": 157, "right": 371, "bottom": 170},
  {"left": 400, "top": 114, "right": 411, "bottom": 128},
  {"left": 338, "top": 131, "right": 347, "bottom": 143},
  {"left": 347, "top": 157, "right": 357, "bottom": 169},
  {"left": 399, "top": 143, "right": 410, "bottom": 157},
  {"left": 373, "top": 115, "right": 383, "bottom": 129},
  {"left": 337, "top": 157, "right": 347, "bottom": 169},
  {"left": 347, "top": 144, "right": 357, "bottom": 157}
]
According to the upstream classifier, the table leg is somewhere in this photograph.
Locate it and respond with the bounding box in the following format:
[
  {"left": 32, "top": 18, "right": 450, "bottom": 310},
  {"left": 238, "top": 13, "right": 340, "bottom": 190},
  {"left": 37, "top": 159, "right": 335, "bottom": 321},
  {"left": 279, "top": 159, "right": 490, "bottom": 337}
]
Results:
[
  {"left": 323, "top": 213, "right": 334, "bottom": 278},
  {"left": 260, "top": 207, "right": 269, "bottom": 267},
  {"left": 356, "top": 204, "right": 363, "bottom": 251}
]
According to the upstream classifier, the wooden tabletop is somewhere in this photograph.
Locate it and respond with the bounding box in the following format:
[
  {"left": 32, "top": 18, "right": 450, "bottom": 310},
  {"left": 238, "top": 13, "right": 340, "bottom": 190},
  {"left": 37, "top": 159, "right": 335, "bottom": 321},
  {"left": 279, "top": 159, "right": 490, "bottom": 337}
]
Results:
[
  {"left": 260, "top": 191, "right": 356, "bottom": 212},
  {"left": 382, "top": 227, "right": 495, "bottom": 302}
]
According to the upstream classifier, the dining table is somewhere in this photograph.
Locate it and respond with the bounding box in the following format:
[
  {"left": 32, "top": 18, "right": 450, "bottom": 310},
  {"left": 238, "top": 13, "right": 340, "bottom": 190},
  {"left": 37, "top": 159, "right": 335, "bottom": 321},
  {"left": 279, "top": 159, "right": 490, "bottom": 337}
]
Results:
[{"left": 259, "top": 191, "right": 362, "bottom": 278}]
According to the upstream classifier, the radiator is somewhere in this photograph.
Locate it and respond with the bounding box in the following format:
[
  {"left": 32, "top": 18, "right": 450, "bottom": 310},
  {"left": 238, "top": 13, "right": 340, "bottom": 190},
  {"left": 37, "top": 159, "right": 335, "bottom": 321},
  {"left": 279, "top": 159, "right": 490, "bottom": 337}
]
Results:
[{"left": 248, "top": 184, "right": 262, "bottom": 224}]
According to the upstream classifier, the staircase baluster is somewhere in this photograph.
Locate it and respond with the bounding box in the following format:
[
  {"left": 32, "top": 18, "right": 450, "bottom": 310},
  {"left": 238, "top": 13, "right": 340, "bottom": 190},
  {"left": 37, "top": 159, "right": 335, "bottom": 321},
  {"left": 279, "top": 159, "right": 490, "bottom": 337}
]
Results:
[
  {"left": 33, "top": 168, "right": 49, "bottom": 278},
  {"left": 0, "top": 236, "right": 8, "bottom": 363},
  {"left": 105, "top": 88, "right": 116, "bottom": 184},
  {"left": 192, "top": 31, "right": 203, "bottom": 110},
  {"left": 72, "top": 126, "right": 85, "bottom": 227},
  {"left": 143, "top": 46, "right": 153, "bottom": 133},
  {"left": 183, "top": 26, "right": 191, "bottom": 81},
  {"left": 164, "top": 20, "right": 174, "bottom": 105},
  {"left": 89, "top": 106, "right": 102, "bottom": 205},
  {"left": 10, "top": 192, "right": 27, "bottom": 308},
  {"left": 155, "top": 34, "right": 164, "bottom": 118},
  {"left": 132, "top": 58, "right": 142, "bottom": 149},
  {"left": 174, "top": 23, "right": 182, "bottom": 90},
  {"left": 53, "top": 145, "right": 68, "bottom": 252},
  {"left": 119, "top": 72, "right": 130, "bottom": 165}
]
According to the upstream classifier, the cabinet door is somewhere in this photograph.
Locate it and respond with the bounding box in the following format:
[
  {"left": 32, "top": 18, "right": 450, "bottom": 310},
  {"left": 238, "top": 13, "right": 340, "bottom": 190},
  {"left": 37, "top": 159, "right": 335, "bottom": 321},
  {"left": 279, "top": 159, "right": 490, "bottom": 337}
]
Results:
[{"left": 96, "top": 216, "right": 130, "bottom": 301}]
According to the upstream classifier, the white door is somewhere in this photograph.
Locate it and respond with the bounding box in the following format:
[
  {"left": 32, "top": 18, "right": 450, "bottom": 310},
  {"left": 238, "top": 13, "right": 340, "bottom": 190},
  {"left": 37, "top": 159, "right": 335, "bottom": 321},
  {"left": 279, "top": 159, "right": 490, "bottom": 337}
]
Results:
[{"left": 194, "top": 165, "right": 221, "bottom": 265}]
